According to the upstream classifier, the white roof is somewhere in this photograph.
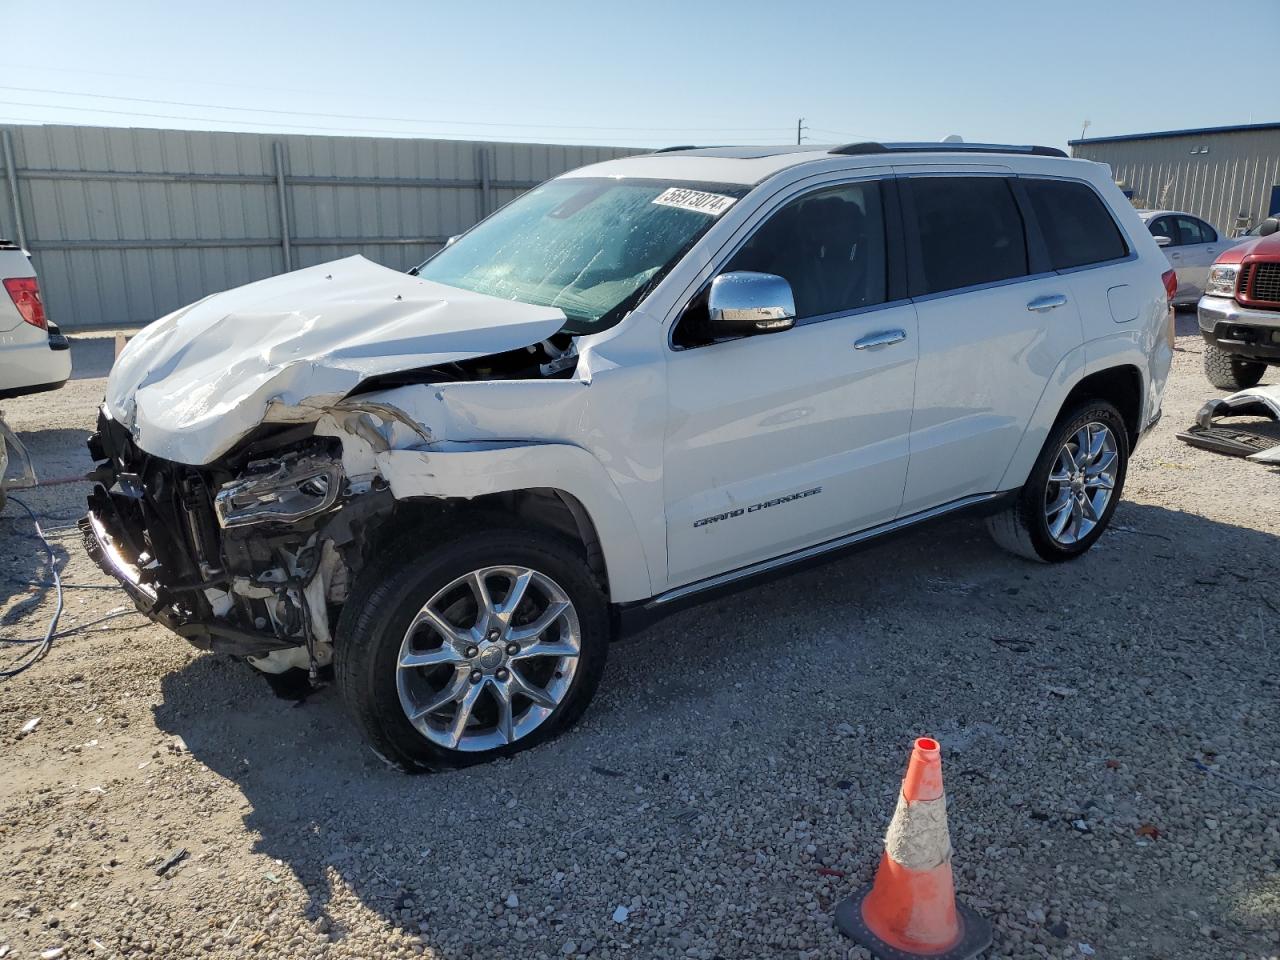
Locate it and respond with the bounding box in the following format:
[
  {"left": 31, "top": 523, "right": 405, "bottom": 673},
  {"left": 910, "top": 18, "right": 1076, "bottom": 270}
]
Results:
[
  {"left": 564, "top": 146, "right": 841, "bottom": 186},
  {"left": 562, "top": 143, "right": 1086, "bottom": 187}
]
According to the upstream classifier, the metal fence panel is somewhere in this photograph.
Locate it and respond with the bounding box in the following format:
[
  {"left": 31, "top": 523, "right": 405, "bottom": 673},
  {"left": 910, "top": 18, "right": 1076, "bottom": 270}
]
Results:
[{"left": 0, "top": 124, "right": 639, "bottom": 328}]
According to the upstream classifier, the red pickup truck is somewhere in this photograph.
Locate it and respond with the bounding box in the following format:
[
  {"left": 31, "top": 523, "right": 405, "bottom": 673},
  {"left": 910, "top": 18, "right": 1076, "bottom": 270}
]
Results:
[{"left": 1198, "top": 219, "right": 1280, "bottom": 388}]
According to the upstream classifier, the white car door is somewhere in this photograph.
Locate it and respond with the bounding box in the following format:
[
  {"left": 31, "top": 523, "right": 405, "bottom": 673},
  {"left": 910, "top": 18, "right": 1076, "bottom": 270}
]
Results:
[
  {"left": 898, "top": 173, "right": 1083, "bottom": 513},
  {"left": 663, "top": 177, "right": 918, "bottom": 588},
  {"left": 1151, "top": 214, "right": 1223, "bottom": 301}
]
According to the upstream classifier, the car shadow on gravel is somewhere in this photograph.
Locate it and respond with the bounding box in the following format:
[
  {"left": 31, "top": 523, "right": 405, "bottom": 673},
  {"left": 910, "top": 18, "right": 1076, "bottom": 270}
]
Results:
[{"left": 149, "top": 499, "right": 1280, "bottom": 951}]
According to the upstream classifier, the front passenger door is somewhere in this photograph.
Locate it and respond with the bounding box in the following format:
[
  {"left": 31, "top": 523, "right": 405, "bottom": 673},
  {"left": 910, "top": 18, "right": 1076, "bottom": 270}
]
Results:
[{"left": 662, "top": 178, "right": 918, "bottom": 588}]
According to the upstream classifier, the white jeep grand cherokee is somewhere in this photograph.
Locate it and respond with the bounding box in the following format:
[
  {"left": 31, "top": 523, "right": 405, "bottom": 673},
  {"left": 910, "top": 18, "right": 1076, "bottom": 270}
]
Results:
[{"left": 83, "top": 142, "right": 1174, "bottom": 770}]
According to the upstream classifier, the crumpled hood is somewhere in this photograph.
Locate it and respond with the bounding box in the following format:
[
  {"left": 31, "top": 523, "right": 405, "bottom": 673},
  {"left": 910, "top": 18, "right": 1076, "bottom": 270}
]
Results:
[{"left": 106, "top": 256, "right": 566, "bottom": 465}]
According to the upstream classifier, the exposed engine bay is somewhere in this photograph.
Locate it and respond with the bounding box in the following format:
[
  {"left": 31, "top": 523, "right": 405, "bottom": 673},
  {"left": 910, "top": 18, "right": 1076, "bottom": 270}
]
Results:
[{"left": 80, "top": 334, "right": 579, "bottom": 676}]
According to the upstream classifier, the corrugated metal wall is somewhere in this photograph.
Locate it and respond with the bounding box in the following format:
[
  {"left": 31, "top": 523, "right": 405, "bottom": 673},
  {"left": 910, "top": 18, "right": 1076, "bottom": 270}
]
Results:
[
  {"left": 0, "top": 124, "right": 640, "bottom": 328},
  {"left": 1071, "top": 128, "right": 1280, "bottom": 236}
]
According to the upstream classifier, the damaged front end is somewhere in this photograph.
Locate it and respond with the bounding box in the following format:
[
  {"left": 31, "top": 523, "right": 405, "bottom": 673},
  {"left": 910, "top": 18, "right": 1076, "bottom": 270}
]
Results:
[{"left": 80, "top": 407, "right": 393, "bottom": 672}]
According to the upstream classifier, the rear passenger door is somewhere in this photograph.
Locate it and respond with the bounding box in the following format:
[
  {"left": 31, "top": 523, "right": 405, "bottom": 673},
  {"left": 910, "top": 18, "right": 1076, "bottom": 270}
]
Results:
[{"left": 897, "top": 173, "right": 1082, "bottom": 513}]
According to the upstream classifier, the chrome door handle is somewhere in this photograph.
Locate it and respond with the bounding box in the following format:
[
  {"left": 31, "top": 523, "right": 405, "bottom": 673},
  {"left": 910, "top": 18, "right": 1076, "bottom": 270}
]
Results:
[
  {"left": 1026, "top": 294, "right": 1068, "bottom": 312},
  {"left": 853, "top": 329, "right": 907, "bottom": 350}
]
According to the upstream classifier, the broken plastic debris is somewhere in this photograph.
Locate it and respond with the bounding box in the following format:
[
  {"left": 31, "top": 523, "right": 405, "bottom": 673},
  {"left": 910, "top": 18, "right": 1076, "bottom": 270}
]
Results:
[
  {"left": 155, "top": 847, "right": 188, "bottom": 876},
  {"left": 611, "top": 905, "right": 629, "bottom": 923},
  {"left": 18, "top": 717, "right": 40, "bottom": 737},
  {"left": 41, "top": 948, "right": 66, "bottom": 960}
]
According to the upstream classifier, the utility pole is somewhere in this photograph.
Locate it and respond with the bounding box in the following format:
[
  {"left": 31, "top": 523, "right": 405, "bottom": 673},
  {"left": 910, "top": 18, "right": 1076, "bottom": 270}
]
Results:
[
  {"left": 1079, "top": 120, "right": 1091, "bottom": 142},
  {"left": 796, "top": 117, "right": 806, "bottom": 145}
]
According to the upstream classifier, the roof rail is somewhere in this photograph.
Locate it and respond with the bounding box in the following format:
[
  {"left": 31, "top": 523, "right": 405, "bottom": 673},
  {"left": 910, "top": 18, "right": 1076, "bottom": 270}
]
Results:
[
  {"left": 651, "top": 144, "right": 702, "bottom": 154},
  {"left": 830, "top": 141, "right": 1068, "bottom": 159}
]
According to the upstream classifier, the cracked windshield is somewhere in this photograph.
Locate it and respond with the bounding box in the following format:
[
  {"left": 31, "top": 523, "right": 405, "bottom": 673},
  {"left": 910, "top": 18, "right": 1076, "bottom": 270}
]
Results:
[{"left": 415, "top": 178, "right": 744, "bottom": 332}]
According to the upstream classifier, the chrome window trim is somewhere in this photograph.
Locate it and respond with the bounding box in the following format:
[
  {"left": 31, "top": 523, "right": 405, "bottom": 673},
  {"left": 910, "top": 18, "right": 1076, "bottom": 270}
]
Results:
[
  {"left": 790, "top": 297, "right": 914, "bottom": 328},
  {"left": 908, "top": 270, "right": 1059, "bottom": 305},
  {"left": 1053, "top": 251, "right": 1139, "bottom": 276}
]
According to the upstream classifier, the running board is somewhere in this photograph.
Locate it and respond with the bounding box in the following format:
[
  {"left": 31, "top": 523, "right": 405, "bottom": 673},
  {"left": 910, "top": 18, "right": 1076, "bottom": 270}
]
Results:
[{"left": 617, "top": 491, "right": 1011, "bottom": 634}]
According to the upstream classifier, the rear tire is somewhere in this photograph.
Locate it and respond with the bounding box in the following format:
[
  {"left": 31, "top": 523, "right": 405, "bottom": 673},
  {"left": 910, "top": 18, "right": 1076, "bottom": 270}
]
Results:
[
  {"left": 1203, "top": 342, "right": 1265, "bottom": 390},
  {"left": 987, "top": 401, "right": 1129, "bottom": 563},
  {"left": 336, "top": 521, "right": 609, "bottom": 772}
]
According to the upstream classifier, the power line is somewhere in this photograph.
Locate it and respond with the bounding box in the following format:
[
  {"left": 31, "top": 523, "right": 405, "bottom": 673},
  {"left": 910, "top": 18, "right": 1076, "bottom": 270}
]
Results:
[
  {"left": 0, "top": 85, "right": 789, "bottom": 135},
  {"left": 807, "top": 126, "right": 877, "bottom": 141}
]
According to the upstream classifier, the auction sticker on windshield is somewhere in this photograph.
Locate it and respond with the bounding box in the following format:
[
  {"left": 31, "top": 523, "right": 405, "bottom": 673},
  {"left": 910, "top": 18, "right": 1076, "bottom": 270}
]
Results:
[{"left": 652, "top": 187, "right": 737, "bottom": 216}]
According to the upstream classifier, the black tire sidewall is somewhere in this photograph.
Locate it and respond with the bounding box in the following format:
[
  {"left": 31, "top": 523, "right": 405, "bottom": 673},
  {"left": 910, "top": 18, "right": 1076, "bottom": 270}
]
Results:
[
  {"left": 336, "top": 526, "right": 609, "bottom": 771},
  {"left": 1020, "top": 402, "right": 1130, "bottom": 561},
  {"left": 1204, "top": 343, "right": 1266, "bottom": 390}
]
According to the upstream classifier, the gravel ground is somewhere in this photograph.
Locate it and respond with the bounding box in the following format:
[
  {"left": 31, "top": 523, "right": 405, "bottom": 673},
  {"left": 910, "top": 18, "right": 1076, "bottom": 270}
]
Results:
[{"left": 1, "top": 316, "right": 1278, "bottom": 960}]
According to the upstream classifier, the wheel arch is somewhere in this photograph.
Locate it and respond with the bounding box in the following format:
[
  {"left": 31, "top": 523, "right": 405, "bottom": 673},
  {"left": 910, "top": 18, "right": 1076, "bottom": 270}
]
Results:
[
  {"left": 997, "top": 352, "right": 1145, "bottom": 492},
  {"left": 1059, "top": 364, "right": 1144, "bottom": 447},
  {"left": 389, "top": 488, "right": 608, "bottom": 590},
  {"left": 373, "top": 444, "right": 655, "bottom": 603}
]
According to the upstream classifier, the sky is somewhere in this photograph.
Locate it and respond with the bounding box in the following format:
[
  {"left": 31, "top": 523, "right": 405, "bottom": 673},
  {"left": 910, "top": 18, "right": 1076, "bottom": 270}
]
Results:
[{"left": 3, "top": 0, "right": 1277, "bottom": 151}]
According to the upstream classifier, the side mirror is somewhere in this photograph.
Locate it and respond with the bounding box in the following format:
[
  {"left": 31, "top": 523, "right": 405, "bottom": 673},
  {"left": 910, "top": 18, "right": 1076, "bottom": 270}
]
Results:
[
  {"left": 707, "top": 271, "right": 796, "bottom": 336},
  {"left": 1260, "top": 218, "right": 1280, "bottom": 237},
  {"left": 1154, "top": 235, "right": 1173, "bottom": 247}
]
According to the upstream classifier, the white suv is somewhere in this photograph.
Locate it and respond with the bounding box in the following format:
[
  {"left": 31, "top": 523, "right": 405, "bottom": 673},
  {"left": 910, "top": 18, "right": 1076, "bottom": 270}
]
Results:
[{"left": 83, "top": 142, "right": 1174, "bottom": 770}]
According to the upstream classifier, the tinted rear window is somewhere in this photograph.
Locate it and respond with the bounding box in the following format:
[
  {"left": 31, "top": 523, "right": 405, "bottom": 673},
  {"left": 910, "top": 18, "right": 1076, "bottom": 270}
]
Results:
[
  {"left": 1024, "top": 179, "right": 1129, "bottom": 270},
  {"left": 909, "top": 177, "right": 1028, "bottom": 295}
]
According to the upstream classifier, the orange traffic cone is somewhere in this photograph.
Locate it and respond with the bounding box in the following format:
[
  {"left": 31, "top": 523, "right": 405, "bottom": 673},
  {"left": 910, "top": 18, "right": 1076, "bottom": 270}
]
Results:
[{"left": 835, "top": 737, "right": 991, "bottom": 958}]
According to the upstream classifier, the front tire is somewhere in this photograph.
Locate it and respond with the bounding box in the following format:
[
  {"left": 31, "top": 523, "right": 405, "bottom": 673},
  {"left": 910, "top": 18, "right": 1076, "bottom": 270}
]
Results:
[
  {"left": 987, "top": 401, "right": 1129, "bottom": 563},
  {"left": 1203, "top": 342, "right": 1266, "bottom": 390},
  {"left": 336, "top": 522, "right": 610, "bottom": 771}
]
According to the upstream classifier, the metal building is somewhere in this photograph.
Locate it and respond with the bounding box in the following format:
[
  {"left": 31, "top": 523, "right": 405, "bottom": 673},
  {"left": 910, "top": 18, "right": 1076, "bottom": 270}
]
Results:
[
  {"left": 0, "top": 124, "right": 639, "bottom": 329},
  {"left": 1069, "top": 122, "right": 1280, "bottom": 237}
]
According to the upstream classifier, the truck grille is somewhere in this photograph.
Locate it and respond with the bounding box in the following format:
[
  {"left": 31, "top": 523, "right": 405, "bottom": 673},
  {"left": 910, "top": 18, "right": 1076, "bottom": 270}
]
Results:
[{"left": 1246, "top": 262, "right": 1280, "bottom": 304}]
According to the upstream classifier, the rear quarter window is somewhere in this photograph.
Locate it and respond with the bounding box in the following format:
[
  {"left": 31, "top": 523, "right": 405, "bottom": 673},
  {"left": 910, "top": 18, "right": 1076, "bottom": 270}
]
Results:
[{"left": 1023, "top": 179, "right": 1129, "bottom": 270}]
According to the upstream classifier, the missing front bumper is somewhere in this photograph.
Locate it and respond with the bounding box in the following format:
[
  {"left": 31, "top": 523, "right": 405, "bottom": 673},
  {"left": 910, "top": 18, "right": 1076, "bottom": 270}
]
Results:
[
  {"left": 1176, "top": 385, "right": 1280, "bottom": 463},
  {"left": 80, "top": 507, "right": 300, "bottom": 657}
]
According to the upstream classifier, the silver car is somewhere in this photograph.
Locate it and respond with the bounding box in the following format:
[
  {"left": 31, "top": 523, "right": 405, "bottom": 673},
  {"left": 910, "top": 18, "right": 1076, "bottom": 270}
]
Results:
[{"left": 1137, "top": 209, "right": 1242, "bottom": 306}]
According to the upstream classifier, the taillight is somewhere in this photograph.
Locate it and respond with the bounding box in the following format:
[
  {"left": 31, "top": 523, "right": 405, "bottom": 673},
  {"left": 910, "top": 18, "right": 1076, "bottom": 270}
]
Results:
[
  {"left": 1161, "top": 269, "right": 1177, "bottom": 348},
  {"left": 3, "top": 277, "right": 48, "bottom": 330}
]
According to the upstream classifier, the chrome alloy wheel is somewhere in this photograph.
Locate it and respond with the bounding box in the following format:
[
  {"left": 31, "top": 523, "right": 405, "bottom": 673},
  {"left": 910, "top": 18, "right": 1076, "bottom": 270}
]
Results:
[
  {"left": 1044, "top": 421, "right": 1118, "bottom": 545},
  {"left": 395, "top": 566, "right": 581, "bottom": 752}
]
